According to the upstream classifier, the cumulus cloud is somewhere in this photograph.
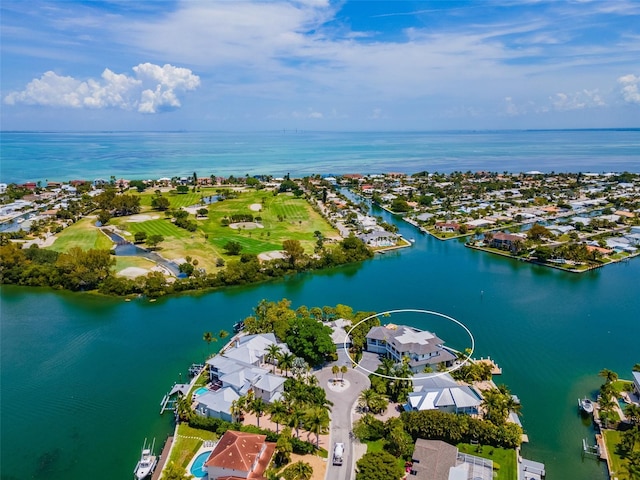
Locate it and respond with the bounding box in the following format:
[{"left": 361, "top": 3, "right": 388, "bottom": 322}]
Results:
[
  {"left": 4, "top": 63, "right": 200, "bottom": 113},
  {"left": 618, "top": 74, "right": 640, "bottom": 104}
]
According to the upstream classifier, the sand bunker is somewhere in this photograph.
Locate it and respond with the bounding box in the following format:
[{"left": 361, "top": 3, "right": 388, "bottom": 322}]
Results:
[
  {"left": 117, "top": 267, "right": 150, "bottom": 278},
  {"left": 229, "top": 222, "right": 264, "bottom": 230},
  {"left": 126, "top": 214, "right": 160, "bottom": 222},
  {"left": 258, "top": 251, "right": 287, "bottom": 261},
  {"left": 249, "top": 203, "right": 262, "bottom": 212}
]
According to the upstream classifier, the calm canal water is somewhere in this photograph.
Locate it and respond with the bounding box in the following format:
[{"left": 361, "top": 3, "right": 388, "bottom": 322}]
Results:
[{"left": 1, "top": 206, "right": 638, "bottom": 479}]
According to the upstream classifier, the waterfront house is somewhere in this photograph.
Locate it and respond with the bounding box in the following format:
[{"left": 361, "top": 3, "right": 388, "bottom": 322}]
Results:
[
  {"left": 365, "top": 324, "right": 456, "bottom": 373},
  {"left": 198, "top": 334, "right": 289, "bottom": 420},
  {"left": 634, "top": 371, "right": 640, "bottom": 397},
  {"left": 405, "top": 373, "right": 482, "bottom": 415},
  {"left": 195, "top": 388, "right": 240, "bottom": 422},
  {"left": 409, "top": 439, "right": 493, "bottom": 480},
  {"left": 490, "top": 232, "right": 525, "bottom": 252},
  {"left": 203, "top": 430, "right": 275, "bottom": 480},
  {"left": 434, "top": 222, "right": 459, "bottom": 233},
  {"left": 358, "top": 231, "right": 398, "bottom": 247}
]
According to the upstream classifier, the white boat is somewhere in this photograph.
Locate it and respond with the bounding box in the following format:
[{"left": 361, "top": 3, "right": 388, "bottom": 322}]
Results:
[
  {"left": 134, "top": 438, "right": 157, "bottom": 479},
  {"left": 579, "top": 398, "right": 594, "bottom": 414}
]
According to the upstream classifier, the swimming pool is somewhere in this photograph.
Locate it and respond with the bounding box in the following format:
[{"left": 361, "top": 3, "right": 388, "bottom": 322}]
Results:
[
  {"left": 194, "top": 387, "right": 209, "bottom": 396},
  {"left": 190, "top": 450, "right": 211, "bottom": 478}
]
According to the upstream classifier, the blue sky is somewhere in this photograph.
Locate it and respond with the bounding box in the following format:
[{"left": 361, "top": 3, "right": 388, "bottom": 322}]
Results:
[{"left": 1, "top": 0, "right": 639, "bottom": 131}]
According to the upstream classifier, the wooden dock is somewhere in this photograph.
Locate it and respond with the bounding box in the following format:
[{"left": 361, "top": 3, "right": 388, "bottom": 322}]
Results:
[
  {"left": 476, "top": 357, "right": 502, "bottom": 375},
  {"left": 151, "top": 436, "right": 173, "bottom": 480},
  {"left": 596, "top": 434, "right": 609, "bottom": 463}
]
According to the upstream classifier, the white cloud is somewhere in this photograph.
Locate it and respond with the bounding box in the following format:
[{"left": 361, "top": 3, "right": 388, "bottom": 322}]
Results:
[
  {"left": 549, "top": 89, "right": 605, "bottom": 111},
  {"left": 618, "top": 74, "right": 640, "bottom": 104},
  {"left": 4, "top": 63, "right": 200, "bottom": 113}
]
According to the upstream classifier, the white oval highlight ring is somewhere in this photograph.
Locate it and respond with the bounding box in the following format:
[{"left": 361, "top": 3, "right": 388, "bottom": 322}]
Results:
[{"left": 344, "top": 309, "right": 475, "bottom": 381}]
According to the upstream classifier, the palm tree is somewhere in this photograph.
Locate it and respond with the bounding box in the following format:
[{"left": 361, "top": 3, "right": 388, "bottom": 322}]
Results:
[
  {"left": 599, "top": 368, "right": 618, "bottom": 384},
  {"left": 278, "top": 352, "right": 295, "bottom": 377},
  {"left": 358, "top": 388, "right": 388, "bottom": 414},
  {"left": 304, "top": 406, "right": 330, "bottom": 448},
  {"left": 625, "top": 404, "right": 640, "bottom": 426},
  {"left": 218, "top": 329, "right": 229, "bottom": 340},
  {"left": 265, "top": 344, "right": 282, "bottom": 367},
  {"left": 331, "top": 365, "right": 339, "bottom": 381},
  {"left": 281, "top": 461, "right": 313, "bottom": 480},
  {"left": 340, "top": 365, "right": 348, "bottom": 381},
  {"left": 379, "top": 357, "right": 396, "bottom": 377},
  {"left": 175, "top": 394, "right": 193, "bottom": 423},
  {"left": 288, "top": 404, "right": 306, "bottom": 439},
  {"left": 481, "top": 387, "right": 509, "bottom": 425},
  {"left": 203, "top": 331, "right": 216, "bottom": 351},
  {"left": 250, "top": 397, "right": 267, "bottom": 428},
  {"left": 269, "top": 399, "right": 288, "bottom": 434},
  {"left": 358, "top": 389, "right": 376, "bottom": 413},
  {"left": 633, "top": 363, "right": 640, "bottom": 373}
]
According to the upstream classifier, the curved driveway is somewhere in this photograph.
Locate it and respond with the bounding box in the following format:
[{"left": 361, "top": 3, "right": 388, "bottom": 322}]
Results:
[{"left": 314, "top": 353, "right": 380, "bottom": 480}]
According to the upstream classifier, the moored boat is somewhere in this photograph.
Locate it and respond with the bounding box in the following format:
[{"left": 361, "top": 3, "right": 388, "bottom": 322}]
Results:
[
  {"left": 134, "top": 438, "right": 157, "bottom": 479},
  {"left": 579, "top": 397, "right": 594, "bottom": 414}
]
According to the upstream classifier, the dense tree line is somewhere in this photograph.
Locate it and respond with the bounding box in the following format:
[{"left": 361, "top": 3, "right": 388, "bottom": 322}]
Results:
[
  {"left": 1, "top": 244, "right": 114, "bottom": 290},
  {"left": 400, "top": 409, "right": 523, "bottom": 449},
  {"left": 0, "top": 235, "right": 373, "bottom": 298}
]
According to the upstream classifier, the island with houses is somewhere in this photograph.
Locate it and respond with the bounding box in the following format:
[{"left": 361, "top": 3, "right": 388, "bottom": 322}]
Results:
[{"left": 147, "top": 299, "right": 546, "bottom": 480}]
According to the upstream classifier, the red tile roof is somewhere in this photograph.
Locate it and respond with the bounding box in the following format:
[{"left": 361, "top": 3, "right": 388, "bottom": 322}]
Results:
[{"left": 204, "top": 430, "right": 275, "bottom": 479}]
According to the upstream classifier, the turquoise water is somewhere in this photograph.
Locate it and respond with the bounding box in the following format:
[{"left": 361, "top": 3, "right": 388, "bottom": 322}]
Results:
[
  {"left": 195, "top": 387, "right": 209, "bottom": 396},
  {"left": 2, "top": 211, "right": 636, "bottom": 479},
  {"left": 1, "top": 130, "right": 639, "bottom": 479},
  {"left": 190, "top": 450, "right": 211, "bottom": 478},
  {"left": 1, "top": 129, "right": 639, "bottom": 184}
]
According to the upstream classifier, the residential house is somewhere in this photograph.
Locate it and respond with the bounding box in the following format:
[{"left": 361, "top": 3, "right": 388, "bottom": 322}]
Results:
[
  {"left": 406, "top": 373, "right": 482, "bottom": 415},
  {"left": 366, "top": 324, "right": 456, "bottom": 373},
  {"left": 490, "top": 232, "right": 525, "bottom": 251},
  {"left": 203, "top": 430, "right": 276, "bottom": 480},
  {"left": 409, "top": 439, "right": 493, "bottom": 480},
  {"left": 198, "top": 334, "right": 289, "bottom": 420},
  {"left": 358, "top": 231, "right": 398, "bottom": 247},
  {"left": 434, "top": 222, "right": 459, "bottom": 233}
]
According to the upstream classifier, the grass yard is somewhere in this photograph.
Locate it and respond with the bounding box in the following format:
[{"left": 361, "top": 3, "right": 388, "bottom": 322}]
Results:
[
  {"left": 168, "top": 424, "right": 218, "bottom": 468},
  {"left": 604, "top": 430, "right": 626, "bottom": 478},
  {"left": 457, "top": 443, "right": 517, "bottom": 480},
  {"left": 48, "top": 217, "right": 113, "bottom": 252}
]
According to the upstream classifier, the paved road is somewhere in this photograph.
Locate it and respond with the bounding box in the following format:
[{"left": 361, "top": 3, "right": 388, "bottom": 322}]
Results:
[{"left": 314, "top": 362, "right": 372, "bottom": 480}]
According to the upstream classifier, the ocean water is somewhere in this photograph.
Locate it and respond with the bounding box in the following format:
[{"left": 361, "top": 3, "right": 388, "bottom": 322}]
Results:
[
  {"left": 1, "top": 129, "right": 639, "bottom": 184},
  {"left": 3, "top": 203, "right": 637, "bottom": 479},
  {"left": 1, "top": 129, "right": 639, "bottom": 480}
]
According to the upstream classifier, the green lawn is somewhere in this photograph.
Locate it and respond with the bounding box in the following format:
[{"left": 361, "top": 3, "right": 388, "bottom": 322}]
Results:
[
  {"left": 168, "top": 424, "right": 218, "bottom": 468},
  {"left": 457, "top": 443, "right": 517, "bottom": 480},
  {"left": 604, "top": 428, "right": 640, "bottom": 479},
  {"left": 48, "top": 217, "right": 113, "bottom": 252},
  {"left": 48, "top": 188, "right": 339, "bottom": 274},
  {"left": 604, "top": 430, "right": 625, "bottom": 478},
  {"left": 114, "top": 188, "right": 338, "bottom": 271}
]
